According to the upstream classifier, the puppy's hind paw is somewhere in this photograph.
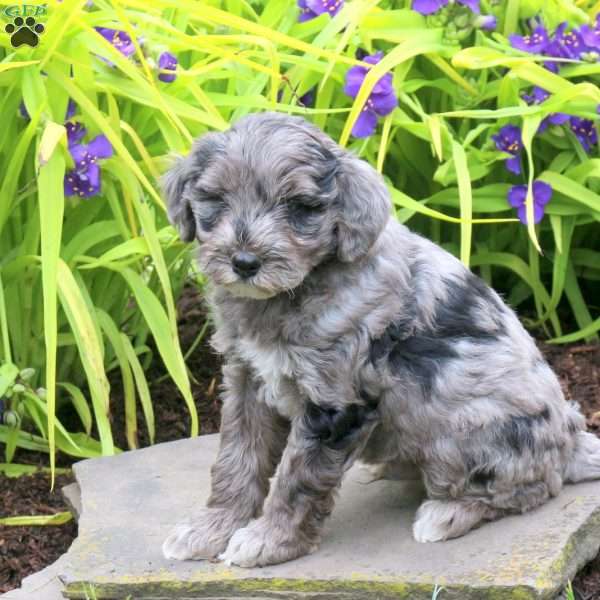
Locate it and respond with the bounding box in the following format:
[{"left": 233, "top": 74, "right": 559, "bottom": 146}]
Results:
[
  {"left": 162, "top": 508, "right": 246, "bottom": 561},
  {"left": 413, "top": 499, "right": 489, "bottom": 543}
]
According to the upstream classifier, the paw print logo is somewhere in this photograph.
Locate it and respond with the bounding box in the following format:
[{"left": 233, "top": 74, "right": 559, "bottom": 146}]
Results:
[{"left": 5, "top": 16, "right": 45, "bottom": 48}]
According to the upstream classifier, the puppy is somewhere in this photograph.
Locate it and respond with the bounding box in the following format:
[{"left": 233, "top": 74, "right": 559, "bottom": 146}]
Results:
[{"left": 161, "top": 112, "right": 600, "bottom": 567}]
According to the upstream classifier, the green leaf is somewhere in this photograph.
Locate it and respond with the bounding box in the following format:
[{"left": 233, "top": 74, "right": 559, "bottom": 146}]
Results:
[
  {"left": 97, "top": 310, "right": 137, "bottom": 450},
  {"left": 113, "top": 266, "right": 198, "bottom": 436},
  {"left": 57, "top": 382, "right": 92, "bottom": 436},
  {"left": 0, "top": 463, "right": 70, "bottom": 478},
  {"left": 538, "top": 171, "right": 600, "bottom": 216},
  {"left": 121, "top": 333, "right": 155, "bottom": 444},
  {"left": 56, "top": 260, "right": 114, "bottom": 456},
  {"left": 0, "top": 363, "right": 19, "bottom": 398},
  {"left": 451, "top": 141, "right": 473, "bottom": 267},
  {"left": 38, "top": 144, "right": 66, "bottom": 486},
  {"left": 548, "top": 316, "right": 600, "bottom": 344},
  {"left": 0, "top": 512, "right": 73, "bottom": 526}
]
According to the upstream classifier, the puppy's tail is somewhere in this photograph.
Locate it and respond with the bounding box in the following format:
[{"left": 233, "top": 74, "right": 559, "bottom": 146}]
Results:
[{"left": 564, "top": 403, "right": 600, "bottom": 483}]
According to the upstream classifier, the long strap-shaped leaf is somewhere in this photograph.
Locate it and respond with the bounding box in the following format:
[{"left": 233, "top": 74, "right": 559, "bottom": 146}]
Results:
[
  {"left": 451, "top": 141, "right": 473, "bottom": 267},
  {"left": 0, "top": 512, "right": 73, "bottom": 526},
  {"left": 38, "top": 132, "right": 65, "bottom": 488},
  {"left": 112, "top": 266, "right": 198, "bottom": 436},
  {"left": 56, "top": 260, "right": 114, "bottom": 456}
]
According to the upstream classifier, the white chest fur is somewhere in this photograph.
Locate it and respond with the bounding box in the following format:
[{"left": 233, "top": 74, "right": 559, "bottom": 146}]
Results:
[{"left": 236, "top": 336, "right": 301, "bottom": 419}]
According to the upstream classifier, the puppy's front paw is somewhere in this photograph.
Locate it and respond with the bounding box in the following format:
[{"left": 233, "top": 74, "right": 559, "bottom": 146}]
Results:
[
  {"left": 162, "top": 507, "right": 246, "bottom": 561},
  {"left": 219, "top": 518, "right": 316, "bottom": 567}
]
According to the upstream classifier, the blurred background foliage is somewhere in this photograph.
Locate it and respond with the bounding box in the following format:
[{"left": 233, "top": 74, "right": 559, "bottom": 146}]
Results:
[{"left": 0, "top": 0, "right": 598, "bottom": 473}]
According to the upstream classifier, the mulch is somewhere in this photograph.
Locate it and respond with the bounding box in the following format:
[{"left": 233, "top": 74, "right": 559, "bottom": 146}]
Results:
[{"left": 1, "top": 284, "right": 599, "bottom": 596}]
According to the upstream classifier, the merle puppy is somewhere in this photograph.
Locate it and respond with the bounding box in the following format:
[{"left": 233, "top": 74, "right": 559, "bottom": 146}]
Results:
[{"left": 161, "top": 112, "right": 600, "bottom": 567}]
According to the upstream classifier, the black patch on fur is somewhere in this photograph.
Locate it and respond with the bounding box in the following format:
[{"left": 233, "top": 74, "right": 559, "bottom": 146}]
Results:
[
  {"left": 387, "top": 336, "right": 459, "bottom": 395},
  {"left": 498, "top": 408, "right": 550, "bottom": 453},
  {"left": 254, "top": 178, "right": 266, "bottom": 201},
  {"left": 539, "top": 406, "right": 551, "bottom": 421},
  {"left": 234, "top": 218, "right": 249, "bottom": 244},
  {"left": 315, "top": 147, "right": 339, "bottom": 195},
  {"left": 303, "top": 401, "right": 373, "bottom": 450},
  {"left": 369, "top": 271, "right": 505, "bottom": 395},
  {"left": 434, "top": 272, "right": 505, "bottom": 340},
  {"left": 369, "top": 316, "right": 417, "bottom": 363},
  {"left": 501, "top": 415, "right": 536, "bottom": 453},
  {"left": 470, "top": 466, "right": 496, "bottom": 486},
  {"left": 358, "top": 388, "right": 380, "bottom": 409}
]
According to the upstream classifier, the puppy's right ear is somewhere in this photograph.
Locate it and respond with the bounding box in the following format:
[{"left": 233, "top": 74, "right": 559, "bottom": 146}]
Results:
[{"left": 161, "top": 134, "right": 220, "bottom": 242}]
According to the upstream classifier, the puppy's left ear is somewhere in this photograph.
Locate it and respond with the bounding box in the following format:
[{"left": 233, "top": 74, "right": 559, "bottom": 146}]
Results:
[
  {"left": 161, "top": 134, "right": 221, "bottom": 242},
  {"left": 335, "top": 152, "right": 391, "bottom": 262},
  {"left": 162, "top": 154, "right": 196, "bottom": 242}
]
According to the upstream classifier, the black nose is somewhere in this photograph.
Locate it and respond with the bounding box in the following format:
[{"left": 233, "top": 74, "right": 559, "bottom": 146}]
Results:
[{"left": 232, "top": 251, "right": 261, "bottom": 278}]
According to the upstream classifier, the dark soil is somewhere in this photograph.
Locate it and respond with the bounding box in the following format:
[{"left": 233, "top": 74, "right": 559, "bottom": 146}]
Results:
[
  {"left": 0, "top": 473, "right": 76, "bottom": 594},
  {"left": 1, "top": 284, "right": 599, "bottom": 596}
]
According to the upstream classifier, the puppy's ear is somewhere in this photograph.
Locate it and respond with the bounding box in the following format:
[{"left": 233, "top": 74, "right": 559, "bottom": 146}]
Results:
[
  {"left": 335, "top": 152, "right": 391, "bottom": 262},
  {"left": 161, "top": 134, "right": 220, "bottom": 242}
]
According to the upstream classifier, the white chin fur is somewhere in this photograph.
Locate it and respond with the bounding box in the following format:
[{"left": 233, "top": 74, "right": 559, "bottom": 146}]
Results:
[{"left": 223, "top": 283, "right": 278, "bottom": 300}]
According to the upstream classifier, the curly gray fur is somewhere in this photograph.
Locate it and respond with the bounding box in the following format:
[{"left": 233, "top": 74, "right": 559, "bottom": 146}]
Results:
[{"left": 161, "top": 112, "right": 600, "bottom": 567}]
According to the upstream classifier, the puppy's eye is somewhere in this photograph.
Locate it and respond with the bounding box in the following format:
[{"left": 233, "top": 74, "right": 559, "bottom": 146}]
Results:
[
  {"left": 286, "top": 196, "right": 325, "bottom": 228},
  {"left": 194, "top": 196, "right": 225, "bottom": 232}
]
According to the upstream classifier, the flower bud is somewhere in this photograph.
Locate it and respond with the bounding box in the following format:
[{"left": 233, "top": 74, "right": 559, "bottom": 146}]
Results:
[
  {"left": 426, "top": 10, "right": 450, "bottom": 27},
  {"left": 12, "top": 383, "right": 25, "bottom": 393},
  {"left": 475, "top": 14, "right": 497, "bottom": 30},
  {"left": 19, "top": 368, "right": 35, "bottom": 381},
  {"left": 580, "top": 51, "right": 599, "bottom": 63},
  {"left": 454, "top": 13, "right": 470, "bottom": 28},
  {"left": 36, "top": 387, "right": 47, "bottom": 400},
  {"left": 3, "top": 410, "right": 18, "bottom": 427}
]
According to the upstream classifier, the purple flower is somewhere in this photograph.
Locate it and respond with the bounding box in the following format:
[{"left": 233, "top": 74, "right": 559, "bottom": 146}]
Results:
[
  {"left": 476, "top": 15, "right": 497, "bottom": 31},
  {"left": 541, "top": 22, "right": 586, "bottom": 70},
  {"left": 299, "top": 87, "right": 316, "bottom": 107},
  {"left": 18, "top": 101, "right": 29, "bottom": 120},
  {"left": 509, "top": 25, "right": 550, "bottom": 53},
  {"left": 580, "top": 14, "right": 600, "bottom": 50},
  {"left": 344, "top": 52, "right": 397, "bottom": 138},
  {"left": 412, "top": 0, "right": 479, "bottom": 15},
  {"left": 65, "top": 99, "right": 77, "bottom": 120},
  {"left": 521, "top": 87, "right": 569, "bottom": 132},
  {"left": 510, "top": 22, "right": 590, "bottom": 72},
  {"left": 492, "top": 124, "right": 523, "bottom": 175},
  {"left": 507, "top": 181, "right": 553, "bottom": 225},
  {"left": 95, "top": 27, "right": 135, "bottom": 58},
  {"left": 570, "top": 117, "right": 598, "bottom": 152},
  {"left": 541, "top": 112, "right": 570, "bottom": 130},
  {"left": 64, "top": 135, "right": 113, "bottom": 198},
  {"left": 158, "top": 51, "right": 177, "bottom": 83},
  {"left": 297, "top": 0, "right": 343, "bottom": 22},
  {"left": 66, "top": 122, "right": 87, "bottom": 147},
  {"left": 522, "top": 86, "right": 549, "bottom": 105},
  {"left": 553, "top": 23, "right": 586, "bottom": 58}
]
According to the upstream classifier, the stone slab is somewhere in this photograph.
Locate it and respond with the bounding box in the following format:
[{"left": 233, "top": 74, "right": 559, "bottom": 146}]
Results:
[
  {"left": 14, "top": 434, "right": 600, "bottom": 600},
  {"left": 61, "top": 482, "right": 82, "bottom": 522}
]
